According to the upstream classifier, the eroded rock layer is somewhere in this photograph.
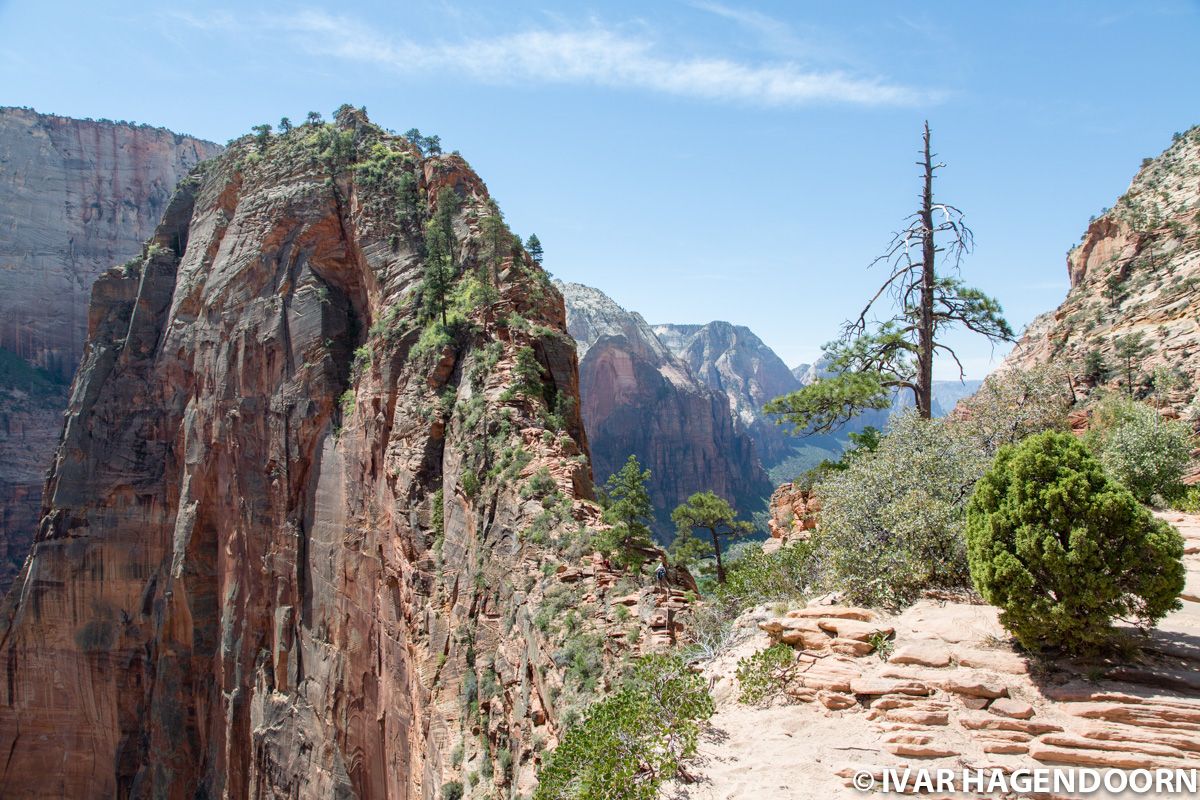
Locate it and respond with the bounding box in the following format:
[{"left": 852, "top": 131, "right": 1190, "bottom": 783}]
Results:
[{"left": 0, "top": 110, "right": 642, "bottom": 799}]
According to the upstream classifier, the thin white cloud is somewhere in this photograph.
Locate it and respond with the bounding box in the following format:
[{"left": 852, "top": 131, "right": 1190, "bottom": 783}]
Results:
[{"left": 175, "top": 9, "right": 938, "bottom": 108}]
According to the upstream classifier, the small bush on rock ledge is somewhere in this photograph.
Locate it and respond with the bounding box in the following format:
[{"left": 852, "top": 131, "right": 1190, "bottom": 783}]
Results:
[{"left": 966, "top": 431, "right": 1185, "bottom": 654}]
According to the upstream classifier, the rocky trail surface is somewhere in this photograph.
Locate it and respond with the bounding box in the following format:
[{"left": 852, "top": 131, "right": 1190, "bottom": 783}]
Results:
[{"left": 673, "top": 513, "right": 1200, "bottom": 799}]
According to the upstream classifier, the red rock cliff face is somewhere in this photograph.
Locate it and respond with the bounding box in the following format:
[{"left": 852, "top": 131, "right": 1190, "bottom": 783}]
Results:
[
  {"left": 0, "top": 107, "right": 221, "bottom": 594},
  {"left": 0, "top": 107, "right": 220, "bottom": 376},
  {"left": 0, "top": 111, "right": 640, "bottom": 798}
]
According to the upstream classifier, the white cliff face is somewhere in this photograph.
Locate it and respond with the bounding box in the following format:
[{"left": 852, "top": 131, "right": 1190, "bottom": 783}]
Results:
[
  {"left": 557, "top": 282, "right": 691, "bottom": 387},
  {"left": 653, "top": 321, "right": 803, "bottom": 466}
]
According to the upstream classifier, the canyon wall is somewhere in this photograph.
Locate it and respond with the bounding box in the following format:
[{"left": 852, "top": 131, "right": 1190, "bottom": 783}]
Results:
[
  {"left": 0, "top": 109, "right": 652, "bottom": 799},
  {"left": 0, "top": 107, "right": 220, "bottom": 592},
  {"left": 560, "top": 282, "right": 772, "bottom": 535},
  {"left": 653, "top": 321, "right": 803, "bottom": 467}
]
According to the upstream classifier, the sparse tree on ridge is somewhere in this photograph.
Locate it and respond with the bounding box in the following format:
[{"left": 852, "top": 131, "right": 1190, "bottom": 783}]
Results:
[
  {"left": 1113, "top": 332, "right": 1150, "bottom": 397},
  {"left": 525, "top": 233, "right": 544, "bottom": 266},
  {"left": 250, "top": 123, "right": 272, "bottom": 152},
  {"left": 766, "top": 122, "right": 1013, "bottom": 433}
]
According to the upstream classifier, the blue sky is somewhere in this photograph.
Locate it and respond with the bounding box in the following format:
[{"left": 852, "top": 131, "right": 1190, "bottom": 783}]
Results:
[{"left": 3, "top": 1, "right": 1198, "bottom": 377}]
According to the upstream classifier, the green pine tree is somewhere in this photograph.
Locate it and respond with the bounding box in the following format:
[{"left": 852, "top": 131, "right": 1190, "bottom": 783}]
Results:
[
  {"left": 670, "top": 492, "right": 752, "bottom": 584},
  {"left": 421, "top": 187, "right": 460, "bottom": 326},
  {"left": 525, "top": 233, "right": 544, "bottom": 265},
  {"left": 597, "top": 455, "right": 656, "bottom": 571}
]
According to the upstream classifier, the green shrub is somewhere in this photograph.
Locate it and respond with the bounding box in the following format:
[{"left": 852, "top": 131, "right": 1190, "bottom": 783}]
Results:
[
  {"left": 1088, "top": 396, "right": 1192, "bottom": 503},
  {"left": 716, "top": 540, "right": 815, "bottom": 610},
  {"left": 442, "top": 781, "right": 463, "bottom": 800},
  {"left": 511, "top": 345, "right": 545, "bottom": 399},
  {"left": 431, "top": 487, "right": 444, "bottom": 536},
  {"left": 734, "top": 643, "right": 801, "bottom": 706},
  {"left": 966, "top": 431, "right": 1185, "bottom": 653},
  {"left": 956, "top": 364, "right": 1072, "bottom": 451},
  {"left": 554, "top": 632, "right": 606, "bottom": 694},
  {"left": 534, "top": 654, "right": 713, "bottom": 800},
  {"left": 339, "top": 389, "right": 356, "bottom": 417},
  {"left": 1167, "top": 484, "right": 1200, "bottom": 513},
  {"left": 521, "top": 467, "right": 559, "bottom": 499},
  {"left": 814, "top": 413, "right": 989, "bottom": 608}
]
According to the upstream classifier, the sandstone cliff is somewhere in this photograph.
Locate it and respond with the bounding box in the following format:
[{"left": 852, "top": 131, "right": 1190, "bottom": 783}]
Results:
[
  {"left": 0, "top": 109, "right": 663, "bottom": 799},
  {"left": 1002, "top": 125, "right": 1200, "bottom": 415},
  {"left": 653, "top": 321, "right": 803, "bottom": 467},
  {"left": 0, "top": 107, "right": 221, "bottom": 594},
  {"left": 559, "top": 282, "right": 772, "bottom": 536}
]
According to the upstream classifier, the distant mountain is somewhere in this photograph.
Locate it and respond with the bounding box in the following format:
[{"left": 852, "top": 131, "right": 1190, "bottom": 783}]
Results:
[
  {"left": 559, "top": 282, "right": 773, "bottom": 537},
  {"left": 653, "top": 322, "right": 802, "bottom": 466}
]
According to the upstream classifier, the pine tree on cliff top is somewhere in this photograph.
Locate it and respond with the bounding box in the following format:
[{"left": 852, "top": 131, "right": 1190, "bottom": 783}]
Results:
[{"left": 766, "top": 122, "right": 1013, "bottom": 433}]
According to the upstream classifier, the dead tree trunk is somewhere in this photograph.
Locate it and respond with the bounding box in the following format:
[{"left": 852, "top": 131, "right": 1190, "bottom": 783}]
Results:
[{"left": 916, "top": 121, "right": 936, "bottom": 419}]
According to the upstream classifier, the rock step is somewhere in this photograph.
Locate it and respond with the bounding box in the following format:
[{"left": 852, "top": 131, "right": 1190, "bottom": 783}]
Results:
[
  {"left": 1029, "top": 742, "right": 1197, "bottom": 771},
  {"left": 1062, "top": 701, "right": 1200, "bottom": 730},
  {"left": 1069, "top": 720, "right": 1200, "bottom": 754},
  {"left": 1040, "top": 732, "right": 1189, "bottom": 760},
  {"left": 958, "top": 713, "right": 1062, "bottom": 735},
  {"left": 787, "top": 606, "right": 876, "bottom": 622}
]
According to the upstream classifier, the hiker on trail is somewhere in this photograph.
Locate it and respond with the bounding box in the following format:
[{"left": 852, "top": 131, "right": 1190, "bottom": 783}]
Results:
[{"left": 654, "top": 562, "right": 667, "bottom": 585}]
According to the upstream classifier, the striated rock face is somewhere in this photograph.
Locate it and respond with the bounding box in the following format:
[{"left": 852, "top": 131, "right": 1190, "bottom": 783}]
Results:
[
  {"left": 1002, "top": 126, "right": 1200, "bottom": 416},
  {"left": 560, "top": 282, "right": 772, "bottom": 535},
  {"left": 653, "top": 321, "right": 803, "bottom": 467},
  {"left": 0, "top": 107, "right": 221, "bottom": 594},
  {"left": 0, "top": 107, "right": 221, "bottom": 376},
  {"left": 0, "top": 110, "right": 653, "bottom": 799}
]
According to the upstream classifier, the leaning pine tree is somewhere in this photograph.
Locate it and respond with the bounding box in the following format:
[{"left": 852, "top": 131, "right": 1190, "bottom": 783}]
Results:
[{"left": 766, "top": 122, "right": 1013, "bottom": 431}]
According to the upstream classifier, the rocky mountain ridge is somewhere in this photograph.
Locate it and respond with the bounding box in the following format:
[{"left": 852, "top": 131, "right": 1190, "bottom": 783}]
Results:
[
  {"left": 0, "top": 107, "right": 221, "bottom": 594},
  {"left": 0, "top": 109, "right": 666, "bottom": 798},
  {"left": 1002, "top": 125, "right": 1200, "bottom": 417},
  {"left": 559, "top": 282, "right": 772, "bottom": 535},
  {"left": 653, "top": 321, "right": 803, "bottom": 467}
]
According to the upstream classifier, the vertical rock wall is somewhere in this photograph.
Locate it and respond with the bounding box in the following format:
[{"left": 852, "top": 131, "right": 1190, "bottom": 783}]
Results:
[
  {"left": 0, "top": 111, "right": 637, "bottom": 799},
  {"left": 0, "top": 107, "right": 221, "bottom": 593}
]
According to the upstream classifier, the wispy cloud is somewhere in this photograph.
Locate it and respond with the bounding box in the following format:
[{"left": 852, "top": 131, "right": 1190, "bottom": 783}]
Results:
[
  {"left": 172, "top": 9, "right": 938, "bottom": 108},
  {"left": 687, "top": 1, "right": 856, "bottom": 66}
]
